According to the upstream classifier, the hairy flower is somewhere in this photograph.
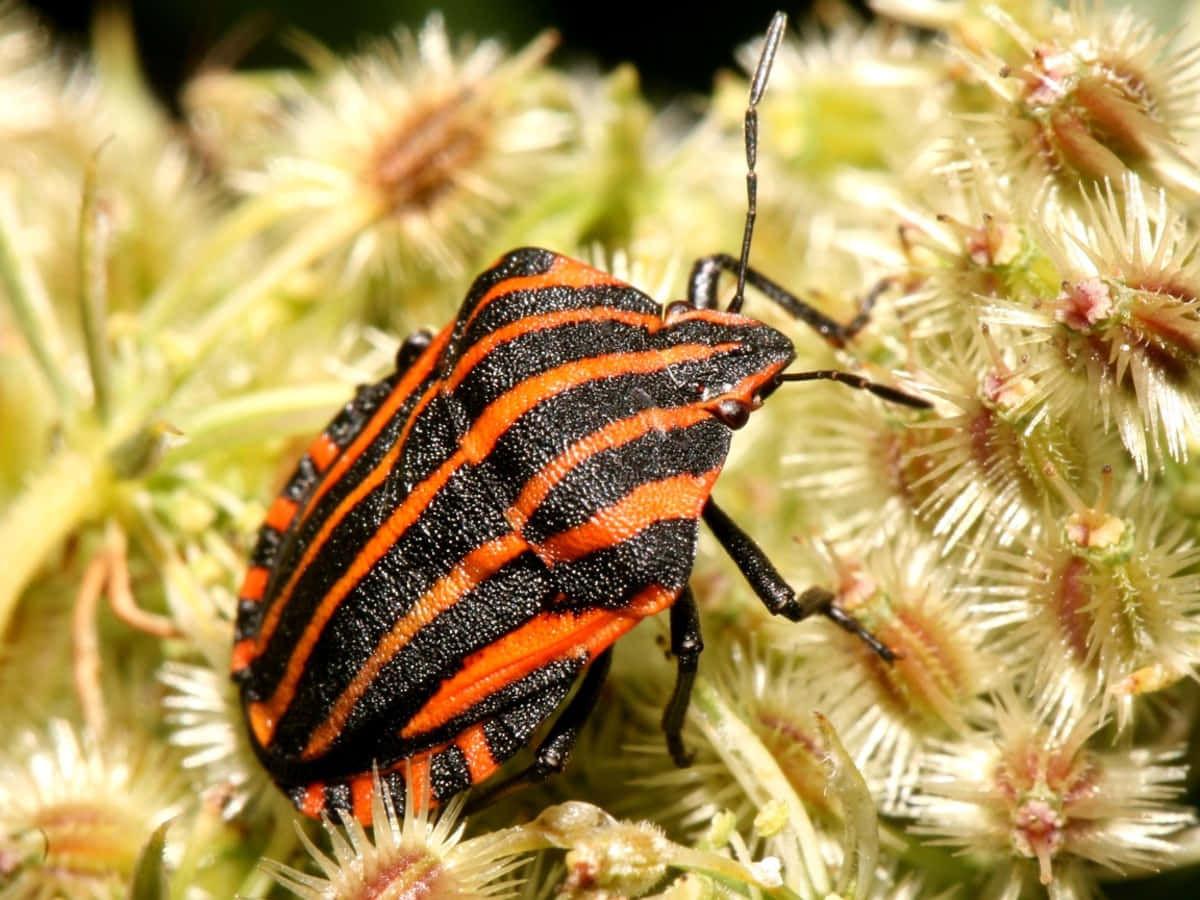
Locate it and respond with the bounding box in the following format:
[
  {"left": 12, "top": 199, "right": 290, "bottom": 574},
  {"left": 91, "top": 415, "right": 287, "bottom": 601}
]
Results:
[
  {"left": 783, "top": 385, "right": 932, "bottom": 549},
  {"left": 907, "top": 695, "right": 1192, "bottom": 889},
  {"left": 897, "top": 336, "right": 1096, "bottom": 551},
  {"left": 964, "top": 1, "right": 1200, "bottom": 199},
  {"left": 160, "top": 661, "right": 272, "bottom": 821},
  {"left": 265, "top": 773, "right": 526, "bottom": 899},
  {"left": 986, "top": 173, "right": 1200, "bottom": 472},
  {"left": 774, "top": 538, "right": 993, "bottom": 812},
  {"left": 971, "top": 465, "right": 1200, "bottom": 728},
  {"left": 0, "top": 720, "right": 181, "bottom": 899},
  {"left": 232, "top": 15, "right": 572, "bottom": 291}
]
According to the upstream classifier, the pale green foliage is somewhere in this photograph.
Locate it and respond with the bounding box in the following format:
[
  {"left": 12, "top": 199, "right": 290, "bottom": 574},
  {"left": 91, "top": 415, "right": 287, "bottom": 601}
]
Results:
[{"left": 3, "top": 1, "right": 1200, "bottom": 898}]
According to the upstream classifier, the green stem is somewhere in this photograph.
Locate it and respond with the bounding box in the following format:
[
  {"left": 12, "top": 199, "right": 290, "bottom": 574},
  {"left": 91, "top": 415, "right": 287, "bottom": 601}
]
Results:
[
  {"left": 139, "top": 192, "right": 293, "bottom": 333},
  {"left": 690, "top": 676, "right": 825, "bottom": 899},
  {"left": 169, "top": 382, "right": 352, "bottom": 461},
  {"left": 813, "top": 711, "right": 878, "bottom": 900},
  {"left": 183, "top": 205, "right": 367, "bottom": 362},
  {"left": 2, "top": 202, "right": 370, "bottom": 632},
  {"left": 79, "top": 152, "right": 113, "bottom": 423},
  {"left": 0, "top": 197, "right": 74, "bottom": 412},
  {"left": 0, "top": 443, "right": 108, "bottom": 635}
]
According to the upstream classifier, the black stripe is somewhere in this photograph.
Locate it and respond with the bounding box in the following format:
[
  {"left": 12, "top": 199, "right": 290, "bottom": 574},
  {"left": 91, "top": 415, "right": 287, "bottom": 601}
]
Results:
[
  {"left": 448, "top": 247, "right": 559, "bottom": 347},
  {"left": 239, "top": 373, "right": 403, "bottom": 606},
  {"left": 325, "top": 781, "right": 351, "bottom": 816},
  {"left": 480, "top": 657, "right": 584, "bottom": 762},
  {"left": 270, "top": 370, "right": 442, "bottom": 600},
  {"left": 283, "top": 455, "right": 319, "bottom": 503},
  {"left": 382, "top": 769, "right": 408, "bottom": 810},
  {"left": 235, "top": 377, "right": 401, "bottom": 643},
  {"left": 246, "top": 448, "right": 512, "bottom": 705},
  {"left": 453, "top": 281, "right": 659, "bottom": 359},
  {"left": 448, "top": 315, "right": 655, "bottom": 421},
  {"left": 248, "top": 384, "right": 461, "bottom": 692},
  {"left": 522, "top": 417, "right": 729, "bottom": 544},
  {"left": 270, "top": 548, "right": 552, "bottom": 761},
  {"left": 278, "top": 652, "right": 582, "bottom": 785},
  {"left": 549, "top": 518, "right": 698, "bottom": 609},
  {"left": 430, "top": 745, "right": 471, "bottom": 801},
  {"left": 476, "top": 360, "right": 733, "bottom": 510}
]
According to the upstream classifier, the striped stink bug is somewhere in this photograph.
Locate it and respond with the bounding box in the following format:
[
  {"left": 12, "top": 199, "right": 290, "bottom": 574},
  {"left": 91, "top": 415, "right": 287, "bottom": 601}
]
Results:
[{"left": 232, "top": 12, "right": 929, "bottom": 824}]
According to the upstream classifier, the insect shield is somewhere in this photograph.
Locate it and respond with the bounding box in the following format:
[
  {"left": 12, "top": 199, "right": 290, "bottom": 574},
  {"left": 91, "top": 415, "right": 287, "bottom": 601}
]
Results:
[{"left": 232, "top": 12, "right": 928, "bottom": 824}]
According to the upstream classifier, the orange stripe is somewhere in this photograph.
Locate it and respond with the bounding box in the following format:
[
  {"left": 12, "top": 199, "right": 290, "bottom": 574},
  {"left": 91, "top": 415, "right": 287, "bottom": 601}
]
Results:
[
  {"left": 444, "top": 306, "right": 661, "bottom": 393},
  {"left": 308, "top": 433, "right": 340, "bottom": 472},
  {"left": 506, "top": 406, "right": 711, "bottom": 532},
  {"left": 238, "top": 565, "right": 270, "bottom": 602},
  {"left": 459, "top": 255, "right": 625, "bottom": 338},
  {"left": 459, "top": 343, "right": 739, "bottom": 464},
  {"left": 299, "top": 782, "right": 326, "bottom": 818},
  {"left": 255, "top": 344, "right": 734, "bottom": 745},
  {"left": 230, "top": 638, "right": 256, "bottom": 674},
  {"left": 299, "top": 532, "right": 530, "bottom": 760},
  {"left": 680, "top": 307, "right": 763, "bottom": 329},
  {"left": 296, "top": 322, "right": 453, "bottom": 531},
  {"left": 252, "top": 331, "right": 451, "bottom": 653},
  {"left": 402, "top": 585, "right": 674, "bottom": 738},
  {"left": 456, "top": 724, "right": 498, "bottom": 784},
  {"left": 264, "top": 496, "right": 298, "bottom": 533},
  {"left": 248, "top": 702, "right": 274, "bottom": 749},
  {"left": 350, "top": 773, "right": 374, "bottom": 824},
  {"left": 536, "top": 470, "right": 721, "bottom": 564}
]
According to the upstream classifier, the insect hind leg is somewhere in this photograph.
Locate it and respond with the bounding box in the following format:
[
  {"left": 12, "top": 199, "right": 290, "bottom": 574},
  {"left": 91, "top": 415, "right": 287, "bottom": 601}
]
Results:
[{"left": 466, "top": 647, "right": 614, "bottom": 811}]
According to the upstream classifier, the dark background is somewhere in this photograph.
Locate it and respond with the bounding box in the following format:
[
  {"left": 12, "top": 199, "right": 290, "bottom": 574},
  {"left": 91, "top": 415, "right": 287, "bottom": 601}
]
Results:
[{"left": 24, "top": 0, "right": 843, "bottom": 109}]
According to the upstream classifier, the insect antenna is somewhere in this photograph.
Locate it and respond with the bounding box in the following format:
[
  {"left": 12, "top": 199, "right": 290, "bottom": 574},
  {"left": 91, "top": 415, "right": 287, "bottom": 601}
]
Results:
[{"left": 729, "top": 10, "right": 787, "bottom": 315}]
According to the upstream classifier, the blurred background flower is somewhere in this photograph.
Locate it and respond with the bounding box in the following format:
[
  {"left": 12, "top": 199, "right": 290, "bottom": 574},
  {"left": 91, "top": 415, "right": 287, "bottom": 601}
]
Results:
[{"left": 5, "top": 1, "right": 1200, "bottom": 898}]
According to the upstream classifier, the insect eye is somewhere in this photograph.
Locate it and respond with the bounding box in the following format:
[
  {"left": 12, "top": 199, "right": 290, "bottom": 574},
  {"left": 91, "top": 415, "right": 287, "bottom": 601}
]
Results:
[{"left": 711, "top": 398, "right": 751, "bottom": 429}]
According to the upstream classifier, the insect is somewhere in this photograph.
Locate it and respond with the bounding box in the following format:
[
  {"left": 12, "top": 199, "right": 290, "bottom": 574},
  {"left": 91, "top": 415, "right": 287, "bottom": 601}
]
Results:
[{"left": 231, "top": 11, "right": 928, "bottom": 825}]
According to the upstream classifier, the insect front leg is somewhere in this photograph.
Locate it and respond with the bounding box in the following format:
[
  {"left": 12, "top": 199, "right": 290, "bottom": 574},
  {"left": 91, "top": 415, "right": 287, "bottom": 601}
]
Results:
[
  {"left": 701, "top": 499, "right": 895, "bottom": 662},
  {"left": 687, "top": 253, "right": 883, "bottom": 348}
]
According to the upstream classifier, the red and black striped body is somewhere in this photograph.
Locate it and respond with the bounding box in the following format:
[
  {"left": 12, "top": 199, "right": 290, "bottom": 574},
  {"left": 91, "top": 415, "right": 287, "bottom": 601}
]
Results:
[{"left": 232, "top": 247, "right": 794, "bottom": 823}]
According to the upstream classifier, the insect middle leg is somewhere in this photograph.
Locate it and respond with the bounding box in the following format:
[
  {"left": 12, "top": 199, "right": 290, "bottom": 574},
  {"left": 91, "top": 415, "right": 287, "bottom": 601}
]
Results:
[
  {"left": 701, "top": 498, "right": 895, "bottom": 661},
  {"left": 662, "top": 587, "right": 703, "bottom": 767}
]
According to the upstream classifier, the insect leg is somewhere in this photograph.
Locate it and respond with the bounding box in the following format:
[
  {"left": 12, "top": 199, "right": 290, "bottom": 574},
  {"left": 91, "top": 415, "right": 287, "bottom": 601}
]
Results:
[
  {"left": 773, "top": 368, "right": 930, "bottom": 408},
  {"left": 528, "top": 646, "right": 614, "bottom": 780},
  {"left": 701, "top": 499, "right": 895, "bottom": 661},
  {"left": 466, "top": 648, "right": 614, "bottom": 810},
  {"left": 688, "top": 253, "right": 887, "bottom": 348},
  {"left": 662, "top": 587, "right": 703, "bottom": 767}
]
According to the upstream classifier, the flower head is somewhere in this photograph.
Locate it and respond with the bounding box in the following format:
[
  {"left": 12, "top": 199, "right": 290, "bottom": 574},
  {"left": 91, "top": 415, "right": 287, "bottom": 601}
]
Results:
[
  {"left": 965, "top": 2, "right": 1200, "bottom": 199},
  {"left": 160, "top": 661, "right": 274, "bottom": 821},
  {"left": 0, "top": 720, "right": 182, "bottom": 899},
  {"left": 265, "top": 772, "right": 526, "bottom": 899},
  {"left": 232, "top": 16, "right": 572, "bottom": 291},
  {"left": 971, "top": 465, "right": 1200, "bottom": 728},
  {"left": 773, "top": 538, "right": 994, "bottom": 812},
  {"left": 907, "top": 694, "right": 1192, "bottom": 889},
  {"left": 985, "top": 173, "right": 1200, "bottom": 472}
]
